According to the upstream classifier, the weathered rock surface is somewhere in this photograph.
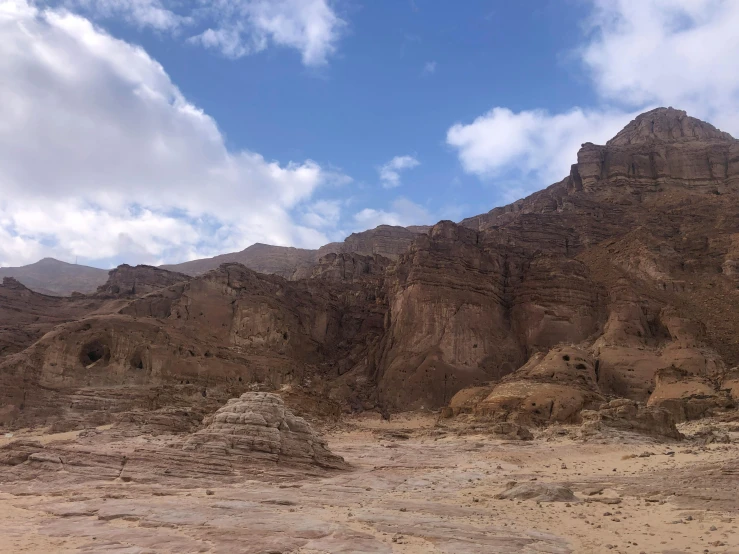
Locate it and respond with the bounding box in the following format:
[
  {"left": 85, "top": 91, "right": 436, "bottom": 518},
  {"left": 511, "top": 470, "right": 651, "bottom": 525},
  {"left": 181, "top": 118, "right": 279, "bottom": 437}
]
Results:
[
  {"left": 291, "top": 252, "right": 390, "bottom": 282},
  {"left": 470, "top": 347, "right": 604, "bottom": 426},
  {"left": 580, "top": 398, "right": 682, "bottom": 439},
  {"left": 184, "top": 392, "right": 345, "bottom": 468},
  {"left": 96, "top": 264, "right": 190, "bottom": 297},
  {"left": 647, "top": 366, "right": 734, "bottom": 422},
  {"left": 495, "top": 482, "right": 578, "bottom": 502}
]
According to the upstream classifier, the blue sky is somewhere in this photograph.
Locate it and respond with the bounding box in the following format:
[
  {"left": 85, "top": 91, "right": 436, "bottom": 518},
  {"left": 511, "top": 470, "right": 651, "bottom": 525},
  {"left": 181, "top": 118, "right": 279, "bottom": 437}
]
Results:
[
  {"left": 1, "top": 0, "right": 739, "bottom": 268},
  {"left": 136, "top": 1, "right": 593, "bottom": 225}
]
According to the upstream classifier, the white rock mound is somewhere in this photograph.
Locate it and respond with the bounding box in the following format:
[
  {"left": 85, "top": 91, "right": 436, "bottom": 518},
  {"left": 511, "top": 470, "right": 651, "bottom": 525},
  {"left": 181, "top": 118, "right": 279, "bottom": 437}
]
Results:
[{"left": 183, "top": 392, "right": 346, "bottom": 469}]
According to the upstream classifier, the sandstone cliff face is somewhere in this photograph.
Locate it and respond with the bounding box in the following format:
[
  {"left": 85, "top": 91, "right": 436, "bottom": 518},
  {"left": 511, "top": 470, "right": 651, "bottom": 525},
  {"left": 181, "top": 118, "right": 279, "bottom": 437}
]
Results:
[
  {"left": 317, "top": 225, "right": 425, "bottom": 260},
  {"left": 290, "top": 253, "right": 390, "bottom": 282},
  {"left": 441, "top": 107, "right": 739, "bottom": 425},
  {"left": 96, "top": 264, "right": 191, "bottom": 297},
  {"left": 0, "top": 262, "right": 386, "bottom": 428},
  {"left": 3, "top": 107, "right": 739, "bottom": 430}
]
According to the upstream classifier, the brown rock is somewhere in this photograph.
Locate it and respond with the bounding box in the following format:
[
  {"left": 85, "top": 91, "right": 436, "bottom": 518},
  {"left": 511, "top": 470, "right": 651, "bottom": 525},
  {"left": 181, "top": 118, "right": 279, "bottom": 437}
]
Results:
[
  {"left": 647, "top": 366, "right": 733, "bottom": 422},
  {"left": 183, "top": 392, "right": 346, "bottom": 469},
  {"left": 580, "top": 399, "right": 682, "bottom": 439},
  {"left": 494, "top": 482, "right": 578, "bottom": 502}
]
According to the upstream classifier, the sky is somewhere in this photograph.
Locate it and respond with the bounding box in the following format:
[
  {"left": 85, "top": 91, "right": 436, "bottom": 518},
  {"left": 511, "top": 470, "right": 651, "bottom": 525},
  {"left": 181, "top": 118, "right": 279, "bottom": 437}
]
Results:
[{"left": 2, "top": 0, "right": 739, "bottom": 269}]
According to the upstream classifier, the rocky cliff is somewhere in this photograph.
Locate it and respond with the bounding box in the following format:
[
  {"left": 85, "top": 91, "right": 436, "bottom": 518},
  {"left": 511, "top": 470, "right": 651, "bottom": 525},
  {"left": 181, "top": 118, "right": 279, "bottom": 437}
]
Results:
[{"left": 2, "top": 107, "right": 738, "bottom": 430}]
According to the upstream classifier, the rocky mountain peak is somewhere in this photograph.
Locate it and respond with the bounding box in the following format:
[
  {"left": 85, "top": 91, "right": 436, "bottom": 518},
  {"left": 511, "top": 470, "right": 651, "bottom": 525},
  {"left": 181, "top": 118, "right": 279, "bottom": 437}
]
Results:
[{"left": 607, "top": 107, "right": 734, "bottom": 146}]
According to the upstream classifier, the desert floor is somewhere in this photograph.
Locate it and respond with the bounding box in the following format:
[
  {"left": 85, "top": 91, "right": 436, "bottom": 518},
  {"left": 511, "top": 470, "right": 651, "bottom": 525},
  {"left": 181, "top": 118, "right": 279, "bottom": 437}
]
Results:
[{"left": 0, "top": 414, "right": 737, "bottom": 554}]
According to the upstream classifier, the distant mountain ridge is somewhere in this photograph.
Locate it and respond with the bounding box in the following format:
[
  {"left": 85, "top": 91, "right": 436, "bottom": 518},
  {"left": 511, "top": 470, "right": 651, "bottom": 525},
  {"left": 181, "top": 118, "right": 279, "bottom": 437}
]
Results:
[
  {"left": 0, "top": 258, "right": 109, "bottom": 296},
  {"left": 162, "top": 224, "right": 428, "bottom": 278},
  {"left": 2, "top": 225, "right": 431, "bottom": 295}
]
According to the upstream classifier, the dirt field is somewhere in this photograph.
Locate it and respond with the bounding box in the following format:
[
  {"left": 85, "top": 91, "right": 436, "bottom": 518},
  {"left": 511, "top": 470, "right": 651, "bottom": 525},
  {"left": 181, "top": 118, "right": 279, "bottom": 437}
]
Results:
[{"left": 0, "top": 414, "right": 737, "bottom": 554}]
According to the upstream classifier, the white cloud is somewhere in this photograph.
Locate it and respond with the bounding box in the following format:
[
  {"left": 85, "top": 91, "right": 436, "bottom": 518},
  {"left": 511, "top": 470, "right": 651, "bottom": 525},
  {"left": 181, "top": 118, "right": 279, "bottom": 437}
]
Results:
[
  {"left": 582, "top": 0, "right": 739, "bottom": 133},
  {"left": 423, "top": 60, "right": 436, "bottom": 75},
  {"left": 447, "top": 107, "right": 639, "bottom": 186},
  {"left": 447, "top": 0, "right": 739, "bottom": 193},
  {"left": 191, "top": 0, "right": 346, "bottom": 66},
  {"left": 0, "top": 0, "right": 348, "bottom": 267},
  {"left": 49, "top": 0, "right": 346, "bottom": 67},
  {"left": 62, "top": 0, "right": 186, "bottom": 31},
  {"left": 353, "top": 198, "right": 430, "bottom": 229},
  {"left": 300, "top": 199, "right": 342, "bottom": 229},
  {"left": 378, "top": 155, "right": 420, "bottom": 189}
]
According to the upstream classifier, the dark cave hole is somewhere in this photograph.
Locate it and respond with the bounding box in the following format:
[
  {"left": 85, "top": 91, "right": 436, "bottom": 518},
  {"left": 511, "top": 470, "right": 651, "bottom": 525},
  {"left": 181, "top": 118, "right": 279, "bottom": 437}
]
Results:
[
  {"left": 130, "top": 351, "right": 145, "bottom": 370},
  {"left": 562, "top": 355, "right": 570, "bottom": 362},
  {"left": 79, "top": 340, "right": 111, "bottom": 366},
  {"left": 283, "top": 332, "right": 289, "bottom": 340},
  {"left": 575, "top": 363, "right": 587, "bottom": 370}
]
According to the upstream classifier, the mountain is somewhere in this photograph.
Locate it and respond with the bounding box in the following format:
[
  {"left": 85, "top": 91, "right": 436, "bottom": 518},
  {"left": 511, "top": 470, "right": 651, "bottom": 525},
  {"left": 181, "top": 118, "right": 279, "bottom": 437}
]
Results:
[
  {"left": 161, "top": 243, "right": 317, "bottom": 279},
  {"left": 1, "top": 225, "right": 428, "bottom": 296},
  {"left": 163, "top": 224, "right": 428, "bottom": 278},
  {"left": 2, "top": 107, "right": 738, "bottom": 433},
  {"left": 0, "top": 257, "right": 109, "bottom": 295}
]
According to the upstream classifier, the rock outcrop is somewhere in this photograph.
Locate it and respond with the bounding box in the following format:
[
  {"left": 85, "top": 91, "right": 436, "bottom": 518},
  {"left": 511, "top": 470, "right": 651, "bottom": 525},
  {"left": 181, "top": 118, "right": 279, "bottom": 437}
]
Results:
[
  {"left": 647, "top": 366, "right": 734, "bottom": 422},
  {"left": 291, "top": 253, "right": 390, "bottom": 282},
  {"left": 580, "top": 399, "right": 682, "bottom": 439},
  {"left": 453, "top": 347, "right": 604, "bottom": 426},
  {"left": 96, "top": 264, "right": 190, "bottom": 297},
  {"left": 183, "top": 392, "right": 345, "bottom": 468}
]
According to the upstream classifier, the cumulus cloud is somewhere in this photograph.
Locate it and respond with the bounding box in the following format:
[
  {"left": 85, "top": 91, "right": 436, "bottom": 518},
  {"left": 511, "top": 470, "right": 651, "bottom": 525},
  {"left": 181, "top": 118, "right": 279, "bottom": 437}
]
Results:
[
  {"left": 378, "top": 155, "right": 420, "bottom": 189},
  {"left": 447, "top": 107, "right": 639, "bottom": 185},
  {"left": 190, "top": 0, "right": 346, "bottom": 66},
  {"left": 582, "top": 0, "right": 739, "bottom": 133},
  {"left": 353, "top": 198, "right": 430, "bottom": 229},
  {"left": 0, "top": 0, "right": 348, "bottom": 267},
  {"left": 50, "top": 0, "right": 346, "bottom": 67},
  {"left": 447, "top": 0, "right": 739, "bottom": 193}
]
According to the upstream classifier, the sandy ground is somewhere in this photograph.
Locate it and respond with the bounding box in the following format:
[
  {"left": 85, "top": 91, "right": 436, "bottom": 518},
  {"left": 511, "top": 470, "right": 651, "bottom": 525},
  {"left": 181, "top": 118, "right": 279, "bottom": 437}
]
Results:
[{"left": 0, "top": 414, "right": 737, "bottom": 553}]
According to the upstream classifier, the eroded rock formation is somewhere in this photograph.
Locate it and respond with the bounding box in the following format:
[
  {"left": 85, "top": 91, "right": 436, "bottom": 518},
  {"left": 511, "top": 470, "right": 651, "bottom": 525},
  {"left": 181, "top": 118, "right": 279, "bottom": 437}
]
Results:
[
  {"left": 184, "top": 392, "right": 345, "bottom": 468},
  {"left": 3, "top": 107, "right": 739, "bottom": 432}
]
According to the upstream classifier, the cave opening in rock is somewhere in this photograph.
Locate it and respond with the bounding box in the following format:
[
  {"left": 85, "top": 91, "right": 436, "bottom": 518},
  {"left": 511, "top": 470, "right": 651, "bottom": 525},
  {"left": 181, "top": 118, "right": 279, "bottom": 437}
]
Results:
[
  {"left": 130, "top": 351, "right": 145, "bottom": 370},
  {"left": 79, "top": 340, "right": 111, "bottom": 366}
]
